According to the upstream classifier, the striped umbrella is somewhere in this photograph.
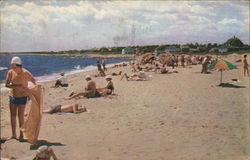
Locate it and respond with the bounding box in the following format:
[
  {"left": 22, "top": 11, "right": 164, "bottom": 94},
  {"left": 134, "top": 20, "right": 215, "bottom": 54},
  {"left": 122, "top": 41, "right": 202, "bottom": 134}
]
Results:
[{"left": 208, "top": 59, "right": 237, "bottom": 84}]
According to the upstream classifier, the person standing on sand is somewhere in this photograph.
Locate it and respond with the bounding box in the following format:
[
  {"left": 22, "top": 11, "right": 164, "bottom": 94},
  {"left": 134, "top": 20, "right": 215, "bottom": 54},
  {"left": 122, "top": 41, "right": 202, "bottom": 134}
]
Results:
[
  {"left": 175, "top": 56, "right": 179, "bottom": 67},
  {"left": 5, "top": 56, "right": 36, "bottom": 140},
  {"left": 171, "top": 55, "right": 175, "bottom": 69},
  {"left": 181, "top": 55, "right": 185, "bottom": 67},
  {"left": 97, "top": 60, "right": 102, "bottom": 72},
  {"left": 243, "top": 54, "right": 249, "bottom": 76},
  {"left": 201, "top": 56, "right": 211, "bottom": 74},
  {"left": 102, "top": 59, "right": 107, "bottom": 71}
]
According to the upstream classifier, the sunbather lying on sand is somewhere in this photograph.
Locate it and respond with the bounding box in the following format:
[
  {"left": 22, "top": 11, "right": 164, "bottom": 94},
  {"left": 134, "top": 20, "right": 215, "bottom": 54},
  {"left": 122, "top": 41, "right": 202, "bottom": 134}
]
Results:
[
  {"left": 66, "top": 75, "right": 100, "bottom": 100},
  {"left": 111, "top": 71, "right": 122, "bottom": 76},
  {"left": 160, "top": 67, "right": 169, "bottom": 74},
  {"left": 97, "top": 75, "right": 114, "bottom": 96},
  {"left": 120, "top": 71, "right": 148, "bottom": 81},
  {"left": 43, "top": 103, "right": 87, "bottom": 114},
  {"left": 93, "top": 70, "right": 106, "bottom": 77}
]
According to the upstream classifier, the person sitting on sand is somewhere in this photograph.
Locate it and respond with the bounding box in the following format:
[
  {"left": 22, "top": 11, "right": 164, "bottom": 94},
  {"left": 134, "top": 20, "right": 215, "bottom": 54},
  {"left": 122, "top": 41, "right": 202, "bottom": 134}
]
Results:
[
  {"left": 120, "top": 71, "right": 148, "bottom": 81},
  {"left": 43, "top": 103, "right": 87, "bottom": 114},
  {"left": 67, "top": 75, "right": 99, "bottom": 100},
  {"left": 97, "top": 75, "right": 114, "bottom": 96},
  {"left": 53, "top": 72, "right": 68, "bottom": 87}
]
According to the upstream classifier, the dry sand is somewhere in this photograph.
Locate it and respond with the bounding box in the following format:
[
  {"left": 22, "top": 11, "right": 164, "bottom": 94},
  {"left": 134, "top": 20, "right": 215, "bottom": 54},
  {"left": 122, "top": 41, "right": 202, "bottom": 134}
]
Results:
[{"left": 1, "top": 55, "right": 249, "bottom": 160}]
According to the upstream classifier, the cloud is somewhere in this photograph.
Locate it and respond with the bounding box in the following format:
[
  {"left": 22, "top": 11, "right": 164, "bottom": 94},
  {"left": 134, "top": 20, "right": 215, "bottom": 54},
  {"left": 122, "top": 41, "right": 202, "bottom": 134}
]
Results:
[{"left": 0, "top": 1, "right": 249, "bottom": 52}]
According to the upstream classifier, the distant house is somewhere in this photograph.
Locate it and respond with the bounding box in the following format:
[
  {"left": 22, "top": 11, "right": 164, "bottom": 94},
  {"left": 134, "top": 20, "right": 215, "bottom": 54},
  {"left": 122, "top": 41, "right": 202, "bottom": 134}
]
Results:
[
  {"left": 181, "top": 45, "right": 190, "bottom": 52},
  {"left": 165, "top": 46, "right": 180, "bottom": 53},
  {"left": 218, "top": 47, "right": 228, "bottom": 53},
  {"left": 122, "top": 48, "right": 134, "bottom": 54},
  {"left": 189, "top": 48, "right": 200, "bottom": 53},
  {"left": 209, "top": 48, "right": 219, "bottom": 52}
]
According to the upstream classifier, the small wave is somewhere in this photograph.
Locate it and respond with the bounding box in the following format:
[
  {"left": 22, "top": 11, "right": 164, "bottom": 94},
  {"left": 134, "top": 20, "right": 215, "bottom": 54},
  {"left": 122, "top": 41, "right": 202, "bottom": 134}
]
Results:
[
  {"left": 74, "top": 65, "right": 81, "bottom": 70},
  {"left": 0, "top": 67, "right": 8, "bottom": 71}
]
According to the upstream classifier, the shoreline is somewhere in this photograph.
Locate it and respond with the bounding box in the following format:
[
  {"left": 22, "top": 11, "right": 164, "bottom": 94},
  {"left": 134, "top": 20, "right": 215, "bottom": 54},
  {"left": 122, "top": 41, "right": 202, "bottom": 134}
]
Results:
[{"left": 0, "top": 60, "right": 132, "bottom": 92}]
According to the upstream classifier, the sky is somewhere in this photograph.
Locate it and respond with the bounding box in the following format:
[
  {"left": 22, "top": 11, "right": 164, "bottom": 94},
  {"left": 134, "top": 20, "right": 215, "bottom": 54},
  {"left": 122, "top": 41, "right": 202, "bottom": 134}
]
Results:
[{"left": 0, "top": 0, "right": 249, "bottom": 52}]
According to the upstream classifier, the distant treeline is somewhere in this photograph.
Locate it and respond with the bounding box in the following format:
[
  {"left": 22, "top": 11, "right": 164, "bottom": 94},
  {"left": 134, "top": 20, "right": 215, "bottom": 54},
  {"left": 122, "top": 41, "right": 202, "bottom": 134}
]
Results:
[{"left": 1, "top": 36, "right": 249, "bottom": 55}]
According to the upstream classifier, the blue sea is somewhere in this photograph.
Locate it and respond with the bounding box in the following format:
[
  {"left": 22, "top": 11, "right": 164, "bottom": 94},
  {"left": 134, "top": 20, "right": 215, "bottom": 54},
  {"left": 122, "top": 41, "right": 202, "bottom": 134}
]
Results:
[{"left": 0, "top": 54, "right": 132, "bottom": 83}]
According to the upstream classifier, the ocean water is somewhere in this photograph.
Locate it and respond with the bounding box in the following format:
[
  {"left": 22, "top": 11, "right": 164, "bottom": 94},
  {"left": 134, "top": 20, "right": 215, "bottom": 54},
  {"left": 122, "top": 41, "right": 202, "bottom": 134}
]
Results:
[{"left": 0, "top": 54, "right": 132, "bottom": 84}]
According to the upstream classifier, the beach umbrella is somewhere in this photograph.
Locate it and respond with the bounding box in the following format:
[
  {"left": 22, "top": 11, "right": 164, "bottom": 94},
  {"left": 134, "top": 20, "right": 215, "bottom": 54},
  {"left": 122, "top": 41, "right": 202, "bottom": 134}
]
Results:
[{"left": 208, "top": 59, "right": 237, "bottom": 84}]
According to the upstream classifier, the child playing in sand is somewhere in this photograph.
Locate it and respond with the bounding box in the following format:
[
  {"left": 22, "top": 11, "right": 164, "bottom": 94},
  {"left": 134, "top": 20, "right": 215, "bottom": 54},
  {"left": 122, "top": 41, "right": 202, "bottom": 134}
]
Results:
[{"left": 43, "top": 103, "right": 87, "bottom": 114}]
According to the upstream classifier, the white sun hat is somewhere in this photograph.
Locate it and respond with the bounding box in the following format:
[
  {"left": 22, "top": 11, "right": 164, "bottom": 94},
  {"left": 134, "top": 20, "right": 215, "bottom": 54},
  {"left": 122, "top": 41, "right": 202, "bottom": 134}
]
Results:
[
  {"left": 105, "top": 75, "right": 112, "bottom": 79},
  {"left": 85, "top": 75, "right": 91, "bottom": 79},
  {"left": 11, "top": 56, "right": 22, "bottom": 65}
]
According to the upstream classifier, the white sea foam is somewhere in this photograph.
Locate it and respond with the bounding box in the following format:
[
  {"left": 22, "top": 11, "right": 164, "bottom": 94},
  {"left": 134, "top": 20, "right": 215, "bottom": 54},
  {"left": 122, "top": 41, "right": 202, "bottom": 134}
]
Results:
[{"left": 0, "top": 67, "right": 8, "bottom": 71}]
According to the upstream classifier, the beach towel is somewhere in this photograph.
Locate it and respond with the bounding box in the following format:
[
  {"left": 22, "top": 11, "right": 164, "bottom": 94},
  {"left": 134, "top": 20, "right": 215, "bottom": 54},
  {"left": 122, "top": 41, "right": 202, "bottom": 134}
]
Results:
[{"left": 21, "top": 85, "right": 43, "bottom": 144}]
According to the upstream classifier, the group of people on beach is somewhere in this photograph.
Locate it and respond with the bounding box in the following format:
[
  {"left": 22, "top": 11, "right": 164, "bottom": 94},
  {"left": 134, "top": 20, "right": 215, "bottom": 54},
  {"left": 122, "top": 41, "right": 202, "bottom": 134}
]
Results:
[{"left": 2, "top": 53, "right": 249, "bottom": 159}]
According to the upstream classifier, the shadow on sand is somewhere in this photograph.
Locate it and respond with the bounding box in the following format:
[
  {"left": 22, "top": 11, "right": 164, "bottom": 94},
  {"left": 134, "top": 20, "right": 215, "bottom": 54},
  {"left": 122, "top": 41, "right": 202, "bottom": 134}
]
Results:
[
  {"left": 194, "top": 72, "right": 212, "bottom": 74},
  {"left": 217, "top": 83, "right": 246, "bottom": 88},
  {"left": 30, "top": 139, "right": 65, "bottom": 150}
]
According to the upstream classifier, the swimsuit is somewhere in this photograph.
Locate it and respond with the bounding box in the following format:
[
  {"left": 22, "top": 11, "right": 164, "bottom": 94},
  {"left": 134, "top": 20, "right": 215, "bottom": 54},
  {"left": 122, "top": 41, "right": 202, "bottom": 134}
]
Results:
[
  {"left": 50, "top": 105, "right": 62, "bottom": 114},
  {"left": 9, "top": 96, "right": 28, "bottom": 105}
]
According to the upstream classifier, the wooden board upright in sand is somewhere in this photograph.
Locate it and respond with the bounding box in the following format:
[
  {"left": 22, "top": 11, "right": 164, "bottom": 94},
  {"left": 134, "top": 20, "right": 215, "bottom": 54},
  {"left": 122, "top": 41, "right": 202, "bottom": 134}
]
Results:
[{"left": 21, "top": 85, "right": 43, "bottom": 144}]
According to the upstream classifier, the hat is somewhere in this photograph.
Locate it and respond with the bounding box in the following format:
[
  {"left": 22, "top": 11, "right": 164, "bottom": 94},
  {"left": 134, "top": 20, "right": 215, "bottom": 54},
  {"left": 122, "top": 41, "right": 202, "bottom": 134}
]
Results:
[
  {"left": 105, "top": 75, "right": 112, "bottom": 79},
  {"left": 60, "top": 72, "right": 65, "bottom": 76},
  {"left": 36, "top": 146, "right": 51, "bottom": 158},
  {"left": 85, "top": 75, "right": 91, "bottom": 79},
  {"left": 11, "top": 56, "right": 22, "bottom": 65}
]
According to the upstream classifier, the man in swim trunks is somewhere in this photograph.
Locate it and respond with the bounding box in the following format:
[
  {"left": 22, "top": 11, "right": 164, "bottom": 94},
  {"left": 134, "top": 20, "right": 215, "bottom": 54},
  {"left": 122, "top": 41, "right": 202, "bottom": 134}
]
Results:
[{"left": 67, "top": 75, "right": 99, "bottom": 100}]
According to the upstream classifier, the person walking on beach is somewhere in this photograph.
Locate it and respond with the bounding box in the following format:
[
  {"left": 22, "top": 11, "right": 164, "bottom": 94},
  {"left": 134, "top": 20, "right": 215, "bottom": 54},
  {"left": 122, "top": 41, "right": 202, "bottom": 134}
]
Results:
[
  {"left": 201, "top": 56, "right": 210, "bottom": 74},
  {"left": 102, "top": 59, "right": 107, "bottom": 71},
  {"left": 181, "top": 55, "right": 185, "bottom": 67},
  {"left": 243, "top": 54, "right": 249, "bottom": 76},
  {"left": 171, "top": 55, "right": 175, "bottom": 69},
  {"left": 175, "top": 56, "right": 179, "bottom": 67},
  {"left": 97, "top": 60, "right": 102, "bottom": 72},
  {"left": 5, "top": 56, "right": 36, "bottom": 140}
]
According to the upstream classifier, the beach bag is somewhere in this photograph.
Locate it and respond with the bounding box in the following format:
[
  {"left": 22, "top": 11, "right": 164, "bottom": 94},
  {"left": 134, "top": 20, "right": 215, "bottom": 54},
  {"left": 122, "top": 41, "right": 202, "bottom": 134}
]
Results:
[{"left": 21, "top": 85, "right": 43, "bottom": 144}]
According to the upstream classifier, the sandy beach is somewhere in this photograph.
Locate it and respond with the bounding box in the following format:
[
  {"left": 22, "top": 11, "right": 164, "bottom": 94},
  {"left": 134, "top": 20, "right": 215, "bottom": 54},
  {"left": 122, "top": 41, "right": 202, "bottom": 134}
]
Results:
[{"left": 0, "top": 54, "right": 249, "bottom": 160}]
